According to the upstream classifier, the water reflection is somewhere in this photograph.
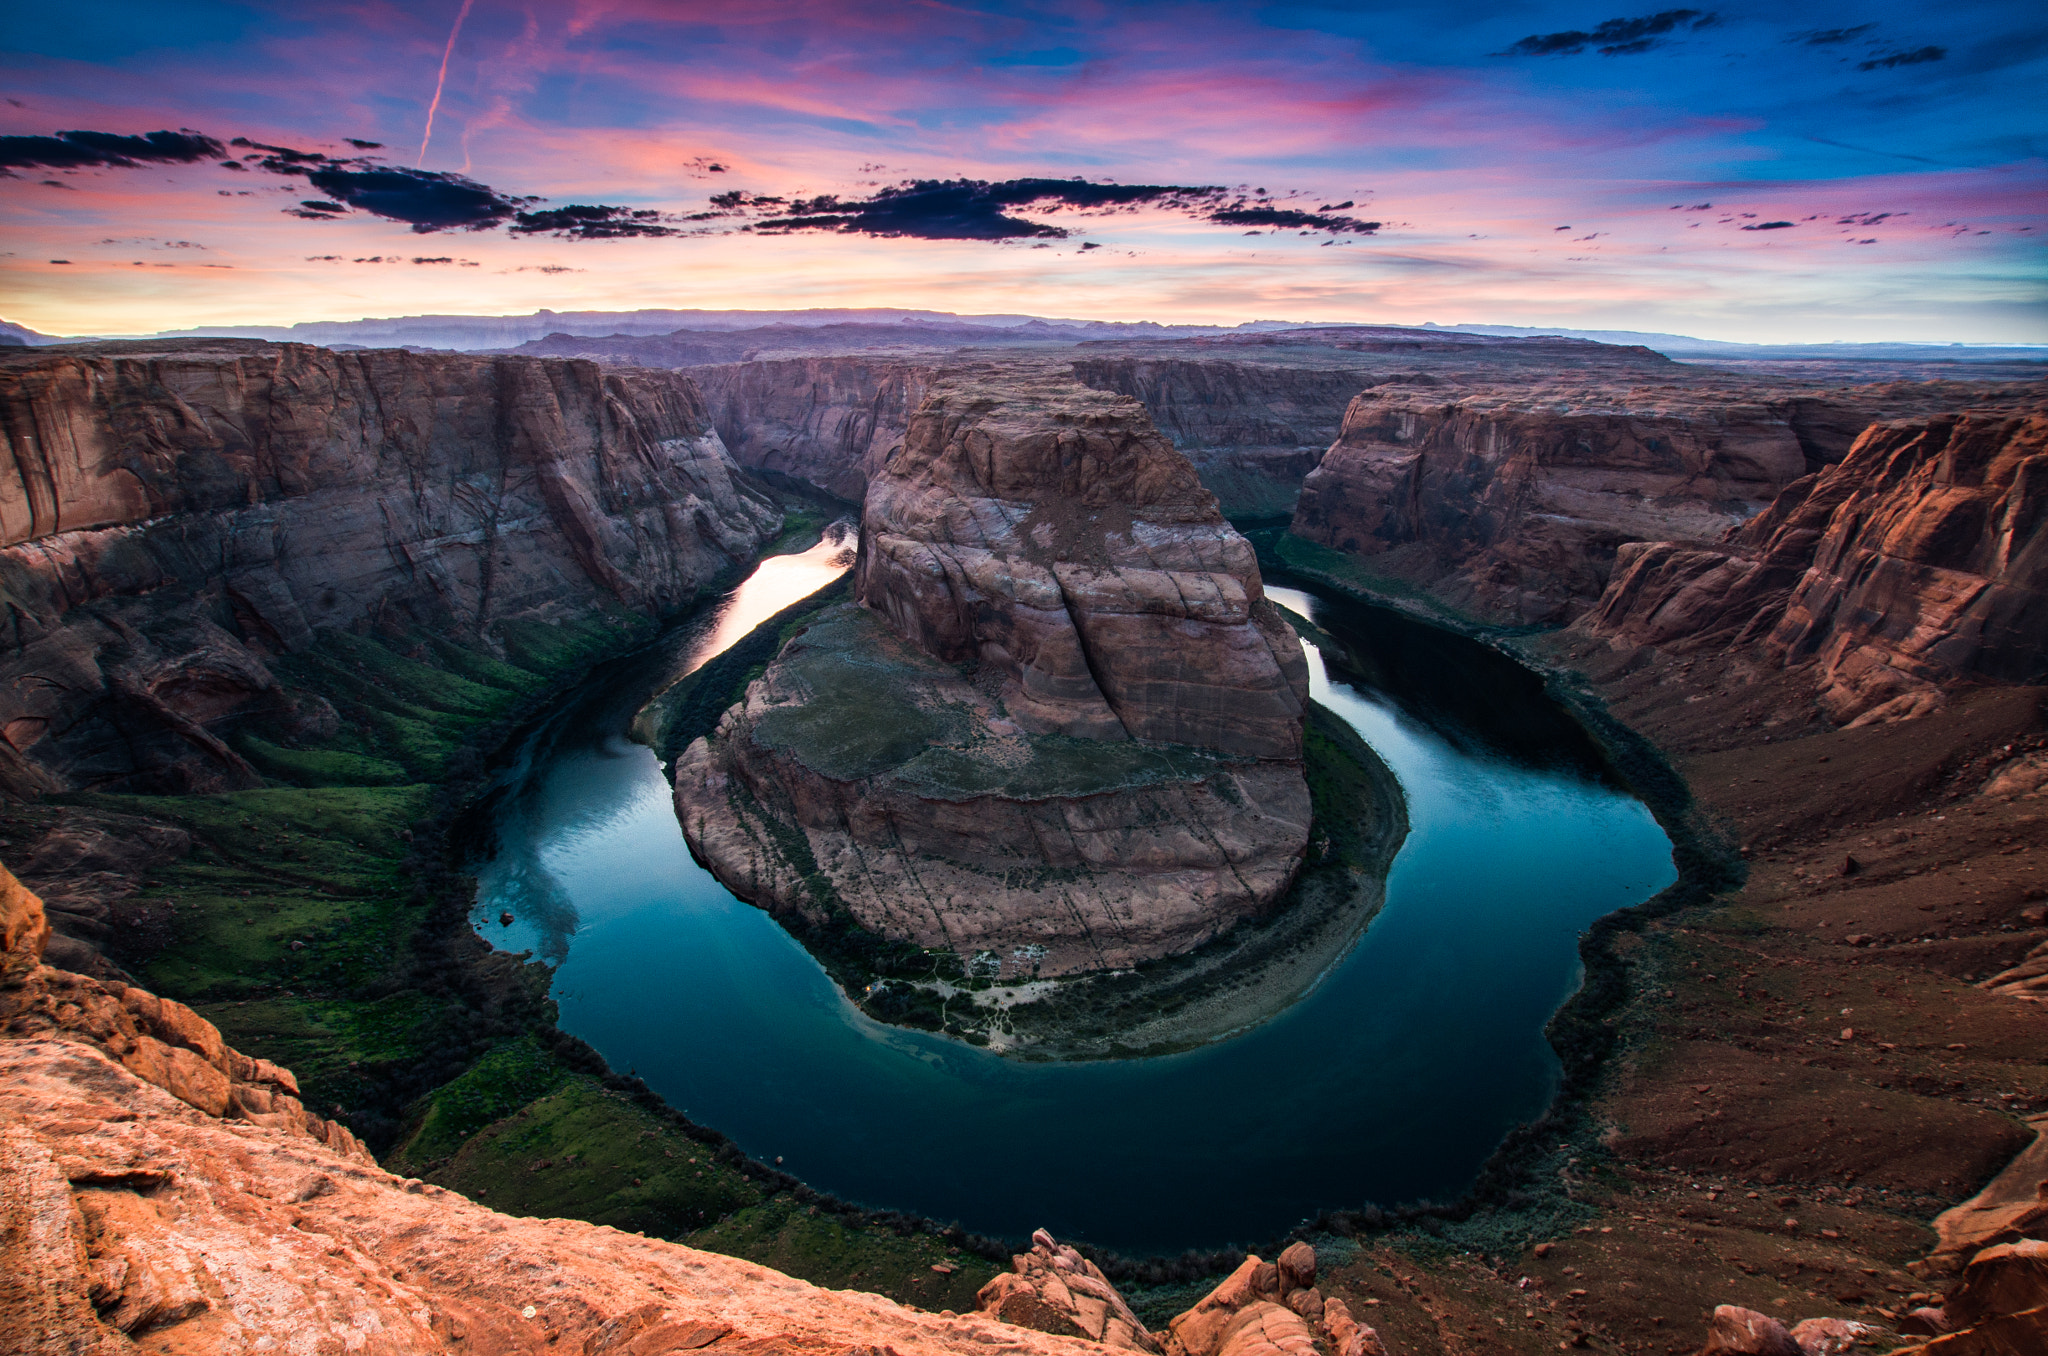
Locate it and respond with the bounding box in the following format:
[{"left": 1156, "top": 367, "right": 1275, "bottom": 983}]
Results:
[{"left": 472, "top": 523, "right": 854, "bottom": 964}]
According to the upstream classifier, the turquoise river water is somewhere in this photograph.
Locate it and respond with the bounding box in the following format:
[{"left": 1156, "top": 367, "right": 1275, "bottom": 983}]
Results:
[{"left": 471, "top": 541, "right": 1675, "bottom": 1252}]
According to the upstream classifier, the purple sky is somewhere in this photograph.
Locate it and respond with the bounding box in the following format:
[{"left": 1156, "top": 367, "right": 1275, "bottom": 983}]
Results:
[{"left": 4, "top": 1, "right": 2043, "bottom": 340}]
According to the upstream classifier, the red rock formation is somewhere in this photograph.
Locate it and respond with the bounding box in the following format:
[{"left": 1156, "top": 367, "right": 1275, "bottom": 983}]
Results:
[
  {"left": 1164, "top": 1245, "right": 1382, "bottom": 1356},
  {"left": 0, "top": 341, "right": 779, "bottom": 793},
  {"left": 976, "top": 1229, "right": 1160, "bottom": 1350},
  {"left": 1290, "top": 388, "right": 1823, "bottom": 623},
  {"left": 1583, "top": 407, "right": 2048, "bottom": 725},
  {"left": 1285, "top": 379, "right": 2026, "bottom": 625},
  {"left": 676, "top": 376, "right": 1312, "bottom": 980},
  {"left": 858, "top": 377, "right": 1308, "bottom": 758}
]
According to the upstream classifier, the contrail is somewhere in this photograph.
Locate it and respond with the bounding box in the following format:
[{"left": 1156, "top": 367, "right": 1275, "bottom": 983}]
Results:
[{"left": 417, "top": 0, "right": 477, "bottom": 167}]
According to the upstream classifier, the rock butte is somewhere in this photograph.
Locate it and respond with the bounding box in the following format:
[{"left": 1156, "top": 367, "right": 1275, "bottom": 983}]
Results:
[{"left": 676, "top": 374, "right": 1313, "bottom": 978}]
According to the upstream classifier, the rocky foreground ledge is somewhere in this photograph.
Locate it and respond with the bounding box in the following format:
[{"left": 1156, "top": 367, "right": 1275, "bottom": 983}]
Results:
[
  {"left": 0, "top": 864, "right": 1130, "bottom": 1355},
  {"left": 675, "top": 374, "right": 1316, "bottom": 984}
]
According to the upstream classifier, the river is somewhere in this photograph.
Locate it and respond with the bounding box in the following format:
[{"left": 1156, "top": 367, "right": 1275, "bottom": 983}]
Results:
[{"left": 470, "top": 539, "right": 1675, "bottom": 1253}]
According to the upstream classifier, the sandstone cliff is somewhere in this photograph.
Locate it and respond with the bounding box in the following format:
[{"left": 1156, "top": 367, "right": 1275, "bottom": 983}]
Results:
[
  {"left": 674, "top": 375, "right": 1312, "bottom": 982},
  {"left": 1286, "top": 380, "right": 2021, "bottom": 625},
  {"left": 0, "top": 341, "right": 780, "bottom": 794},
  {"left": 1582, "top": 405, "right": 2048, "bottom": 725},
  {"left": 1068, "top": 358, "right": 1371, "bottom": 518},
  {"left": 692, "top": 357, "right": 939, "bottom": 501}
]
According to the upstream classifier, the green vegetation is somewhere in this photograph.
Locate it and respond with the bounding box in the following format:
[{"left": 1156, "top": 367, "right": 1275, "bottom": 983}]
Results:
[{"left": 754, "top": 606, "right": 1231, "bottom": 798}]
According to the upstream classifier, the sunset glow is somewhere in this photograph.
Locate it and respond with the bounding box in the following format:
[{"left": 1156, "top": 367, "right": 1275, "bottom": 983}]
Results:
[{"left": 4, "top": 1, "right": 2043, "bottom": 340}]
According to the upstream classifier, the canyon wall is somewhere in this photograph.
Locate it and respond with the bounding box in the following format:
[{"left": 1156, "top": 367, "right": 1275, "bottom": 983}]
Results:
[
  {"left": 1069, "top": 357, "right": 1368, "bottom": 518},
  {"left": 675, "top": 376, "right": 1313, "bottom": 979},
  {"left": 0, "top": 341, "right": 780, "bottom": 795},
  {"left": 690, "top": 353, "right": 1373, "bottom": 519},
  {"left": 1287, "top": 382, "right": 1997, "bottom": 625},
  {"left": 689, "top": 357, "right": 940, "bottom": 501},
  {"left": 1582, "top": 407, "right": 2048, "bottom": 724}
]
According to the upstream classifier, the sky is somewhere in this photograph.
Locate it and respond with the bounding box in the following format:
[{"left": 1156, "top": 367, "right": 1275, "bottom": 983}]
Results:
[{"left": 2, "top": 1, "right": 2044, "bottom": 342}]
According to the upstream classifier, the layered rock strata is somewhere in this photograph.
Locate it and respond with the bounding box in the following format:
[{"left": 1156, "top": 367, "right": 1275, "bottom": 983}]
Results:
[
  {"left": 0, "top": 340, "right": 779, "bottom": 794},
  {"left": 1582, "top": 408, "right": 2048, "bottom": 725},
  {"left": 0, "top": 871, "right": 1128, "bottom": 1356},
  {"left": 692, "top": 356, "right": 939, "bottom": 501},
  {"left": 1287, "top": 381, "right": 2031, "bottom": 625},
  {"left": 675, "top": 377, "right": 1312, "bottom": 979}
]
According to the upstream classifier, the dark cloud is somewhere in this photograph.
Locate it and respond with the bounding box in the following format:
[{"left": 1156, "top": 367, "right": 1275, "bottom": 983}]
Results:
[
  {"left": 1741, "top": 220, "right": 1795, "bottom": 230},
  {"left": 737, "top": 177, "right": 1378, "bottom": 242},
  {"left": 1208, "top": 206, "right": 1381, "bottom": 234},
  {"left": 345, "top": 139, "right": 383, "bottom": 149},
  {"left": 306, "top": 166, "right": 528, "bottom": 232},
  {"left": 225, "top": 137, "right": 532, "bottom": 232},
  {"left": 1859, "top": 45, "right": 1945, "bottom": 70},
  {"left": 510, "top": 205, "right": 680, "bottom": 239},
  {"left": 1501, "top": 10, "right": 1717, "bottom": 57},
  {"left": 1797, "top": 24, "right": 1876, "bottom": 45},
  {"left": 0, "top": 128, "right": 224, "bottom": 175},
  {"left": 746, "top": 177, "right": 1231, "bottom": 241}
]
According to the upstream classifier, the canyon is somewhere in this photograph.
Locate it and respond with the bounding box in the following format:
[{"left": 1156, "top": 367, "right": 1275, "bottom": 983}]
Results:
[{"left": 0, "top": 326, "right": 2042, "bottom": 1353}]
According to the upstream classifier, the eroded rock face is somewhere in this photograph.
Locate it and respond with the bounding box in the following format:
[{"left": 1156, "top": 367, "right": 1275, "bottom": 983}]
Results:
[
  {"left": 1285, "top": 381, "right": 2026, "bottom": 626},
  {"left": 1289, "top": 389, "right": 1823, "bottom": 624},
  {"left": 0, "top": 340, "right": 779, "bottom": 794},
  {"left": 976, "top": 1229, "right": 1160, "bottom": 1350},
  {"left": 693, "top": 356, "right": 938, "bottom": 501},
  {"left": 1583, "top": 407, "right": 2048, "bottom": 725},
  {"left": 676, "top": 376, "right": 1311, "bottom": 980},
  {"left": 857, "top": 377, "right": 1308, "bottom": 758}
]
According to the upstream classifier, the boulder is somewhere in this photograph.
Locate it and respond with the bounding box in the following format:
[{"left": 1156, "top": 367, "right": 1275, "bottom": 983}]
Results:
[
  {"left": 1213, "top": 1303, "right": 1317, "bottom": 1356},
  {"left": 1318, "top": 1297, "right": 1388, "bottom": 1356},
  {"left": 0, "top": 862, "right": 49, "bottom": 965},
  {"left": 1700, "top": 1305, "right": 1803, "bottom": 1355},
  {"left": 1169, "top": 1246, "right": 1379, "bottom": 1356},
  {"left": 1788, "top": 1317, "right": 1882, "bottom": 1353},
  {"left": 1930, "top": 1118, "right": 2048, "bottom": 1266},
  {"left": 974, "top": 1229, "right": 1159, "bottom": 1351},
  {"left": 1946, "top": 1239, "right": 2048, "bottom": 1330}
]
